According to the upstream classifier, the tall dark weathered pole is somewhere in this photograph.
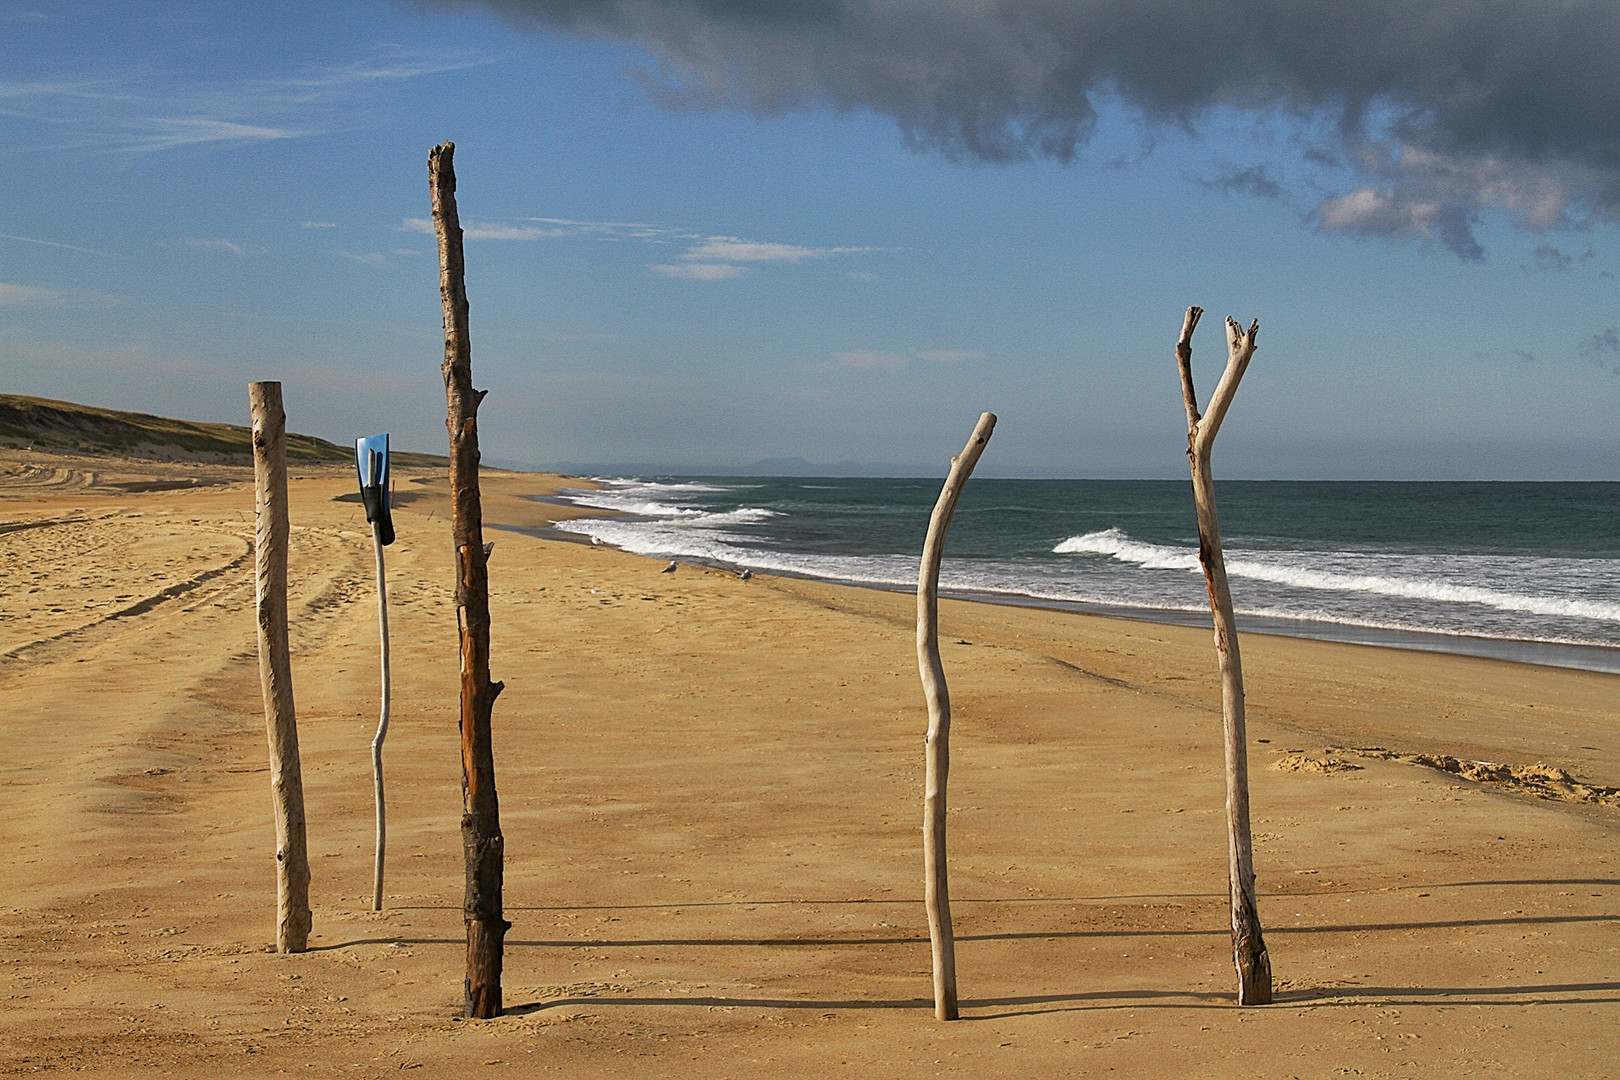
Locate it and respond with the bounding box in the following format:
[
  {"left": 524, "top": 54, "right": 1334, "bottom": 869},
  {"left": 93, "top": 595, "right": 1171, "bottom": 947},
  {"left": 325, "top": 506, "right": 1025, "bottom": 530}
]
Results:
[
  {"left": 429, "top": 141, "right": 508, "bottom": 1019},
  {"left": 1176, "top": 306, "right": 1271, "bottom": 1006}
]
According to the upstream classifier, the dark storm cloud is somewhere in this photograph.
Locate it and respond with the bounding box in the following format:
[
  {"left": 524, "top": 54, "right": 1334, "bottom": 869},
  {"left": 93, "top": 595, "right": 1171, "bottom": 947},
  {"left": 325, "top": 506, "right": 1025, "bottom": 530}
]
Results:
[
  {"left": 1579, "top": 327, "right": 1620, "bottom": 368},
  {"left": 428, "top": 0, "right": 1620, "bottom": 259},
  {"left": 1529, "top": 244, "right": 1576, "bottom": 272},
  {"left": 1197, "top": 165, "right": 1283, "bottom": 200}
]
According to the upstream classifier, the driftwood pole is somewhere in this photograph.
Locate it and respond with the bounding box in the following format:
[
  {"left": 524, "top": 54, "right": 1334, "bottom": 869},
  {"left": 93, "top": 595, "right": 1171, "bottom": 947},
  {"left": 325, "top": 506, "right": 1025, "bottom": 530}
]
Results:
[
  {"left": 249, "top": 380, "right": 312, "bottom": 954},
  {"left": 369, "top": 532, "right": 390, "bottom": 912},
  {"left": 917, "top": 411, "right": 996, "bottom": 1021},
  {"left": 430, "top": 141, "right": 508, "bottom": 1019},
  {"left": 1175, "top": 306, "right": 1271, "bottom": 1006}
]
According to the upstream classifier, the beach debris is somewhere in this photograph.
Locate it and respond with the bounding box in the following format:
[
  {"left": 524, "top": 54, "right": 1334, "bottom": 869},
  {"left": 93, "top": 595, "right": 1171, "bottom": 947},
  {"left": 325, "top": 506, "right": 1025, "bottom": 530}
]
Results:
[
  {"left": 1176, "top": 306, "right": 1271, "bottom": 1006},
  {"left": 431, "top": 141, "right": 507, "bottom": 1020},
  {"left": 916, "top": 410, "right": 996, "bottom": 1021},
  {"left": 249, "top": 381, "right": 312, "bottom": 954},
  {"left": 1271, "top": 753, "right": 1363, "bottom": 774},
  {"left": 355, "top": 433, "right": 394, "bottom": 912},
  {"left": 662, "top": 561, "right": 678, "bottom": 573},
  {"left": 1338, "top": 746, "right": 1620, "bottom": 806}
]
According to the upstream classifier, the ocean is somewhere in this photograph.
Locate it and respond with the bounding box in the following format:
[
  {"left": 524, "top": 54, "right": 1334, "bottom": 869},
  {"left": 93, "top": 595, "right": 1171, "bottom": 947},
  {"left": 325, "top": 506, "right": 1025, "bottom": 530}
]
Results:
[{"left": 540, "top": 478, "right": 1620, "bottom": 674}]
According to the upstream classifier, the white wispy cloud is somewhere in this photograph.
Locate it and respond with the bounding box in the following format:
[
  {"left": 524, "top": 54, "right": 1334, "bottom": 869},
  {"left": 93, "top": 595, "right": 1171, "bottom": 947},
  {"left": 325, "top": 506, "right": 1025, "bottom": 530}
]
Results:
[
  {"left": 912, "top": 349, "right": 985, "bottom": 364},
  {"left": 469, "top": 223, "right": 574, "bottom": 241},
  {"left": 650, "top": 263, "right": 746, "bottom": 281},
  {"left": 525, "top": 217, "right": 688, "bottom": 241},
  {"left": 0, "top": 282, "right": 120, "bottom": 308},
  {"left": 401, "top": 217, "right": 560, "bottom": 241},
  {"left": 0, "top": 77, "right": 113, "bottom": 101},
  {"left": 5, "top": 46, "right": 486, "bottom": 156},
  {"left": 117, "top": 118, "right": 305, "bottom": 153},
  {"left": 681, "top": 236, "right": 871, "bottom": 263},
  {"left": 0, "top": 231, "right": 110, "bottom": 257},
  {"left": 401, "top": 216, "right": 689, "bottom": 243},
  {"left": 299, "top": 221, "right": 337, "bottom": 229},
  {"left": 331, "top": 246, "right": 421, "bottom": 267},
  {"left": 182, "top": 237, "right": 256, "bottom": 256},
  {"left": 832, "top": 349, "right": 909, "bottom": 369},
  {"left": 0, "top": 282, "right": 67, "bottom": 307},
  {"left": 831, "top": 347, "right": 985, "bottom": 369},
  {"left": 257, "top": 52, "right": 490, "bottom": 95},
  {"left": 399, "top": 214, "right": 873, "bottom": 281},
  {"left": 543, "top": 331, "right": 622, "bottom": 344}
]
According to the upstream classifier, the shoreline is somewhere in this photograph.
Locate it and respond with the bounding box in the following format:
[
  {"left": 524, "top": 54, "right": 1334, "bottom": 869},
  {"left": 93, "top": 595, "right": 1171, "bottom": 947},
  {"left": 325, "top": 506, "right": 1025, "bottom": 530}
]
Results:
[{"left": 509, "top": 511, "right": 1620, "bottom": 675}]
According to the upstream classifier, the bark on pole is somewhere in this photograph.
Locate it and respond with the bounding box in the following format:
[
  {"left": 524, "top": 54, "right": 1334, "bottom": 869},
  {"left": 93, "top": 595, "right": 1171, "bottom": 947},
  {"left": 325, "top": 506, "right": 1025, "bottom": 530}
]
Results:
[
  {"left": 370, "top": 533, "right": 391, "bottom": 912},
  {"left": 249, "top": 380, "right": 312, "bottom": 954},
  {"left": 917, "top": 411, "right": 996, "bottom": 1022},
  {"left": 430, "top": 141, "right": 508, "bottom": 1020},
  {"left": 1175, "top": 306, "right": 1272, "bottom": 1006}
]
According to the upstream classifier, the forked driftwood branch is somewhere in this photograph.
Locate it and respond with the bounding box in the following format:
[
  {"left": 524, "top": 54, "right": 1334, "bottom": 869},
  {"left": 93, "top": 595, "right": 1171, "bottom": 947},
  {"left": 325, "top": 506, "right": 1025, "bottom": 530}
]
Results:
[
  {"left": 430, "top": 141, "right": 508, "bottom": 1019},
  {"left": 917, "top": 410, "right": 996, "bottom": 1021},
  {"left": 1175, "top": 306, "right": 1271, "bottom": 1006},
  {"left": 249, "top": 381, "right": 311, "bottom": 954}
]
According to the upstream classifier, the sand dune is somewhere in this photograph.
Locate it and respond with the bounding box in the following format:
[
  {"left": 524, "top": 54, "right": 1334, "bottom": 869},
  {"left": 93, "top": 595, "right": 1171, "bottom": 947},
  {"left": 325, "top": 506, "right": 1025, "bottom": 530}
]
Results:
[{"left": 1, "top": 448, "right": 1615, "bottom": 1078}]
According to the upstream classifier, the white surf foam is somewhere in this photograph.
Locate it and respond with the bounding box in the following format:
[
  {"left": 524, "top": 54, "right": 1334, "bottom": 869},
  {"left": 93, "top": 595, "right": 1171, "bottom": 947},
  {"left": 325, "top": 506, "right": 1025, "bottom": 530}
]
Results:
[{"left": 1055, "top": 528, "right": 1620, "bottom": 624}]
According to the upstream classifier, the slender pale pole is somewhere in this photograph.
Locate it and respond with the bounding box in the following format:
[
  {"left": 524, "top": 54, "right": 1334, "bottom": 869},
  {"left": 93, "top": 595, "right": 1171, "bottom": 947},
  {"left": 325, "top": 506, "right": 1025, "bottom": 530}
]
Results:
[
  {"left": 1175, "top": 307, "right": 1271, "bottom": 1006},
  {"left": 249, "top": 381, "right": 311, "bottom": 954},
  {"left": 917, "top": 411, "right": 996, "bottom": 1022},
  {"left": 430, "top": 141, "right": 508, "bottom": 1019},
  {"left": 370, "top": 532, "right": 391, "bottom": 911}
]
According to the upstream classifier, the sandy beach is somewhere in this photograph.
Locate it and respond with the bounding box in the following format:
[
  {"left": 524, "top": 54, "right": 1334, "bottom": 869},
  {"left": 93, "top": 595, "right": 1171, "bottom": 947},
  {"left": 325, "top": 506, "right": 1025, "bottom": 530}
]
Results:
[{"left": 1, "top": 449, "right": 1616, "bottom": 1078}]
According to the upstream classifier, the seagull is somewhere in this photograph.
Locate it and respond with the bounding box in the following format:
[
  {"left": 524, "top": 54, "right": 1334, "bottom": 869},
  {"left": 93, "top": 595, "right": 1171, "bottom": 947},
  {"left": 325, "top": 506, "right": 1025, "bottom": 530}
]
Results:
[
  {"left": 739, "top": 569, "right": 752, "bottom": 580},
  {"left": 662, "top": 561, "right": 677, "bottom": 573}
]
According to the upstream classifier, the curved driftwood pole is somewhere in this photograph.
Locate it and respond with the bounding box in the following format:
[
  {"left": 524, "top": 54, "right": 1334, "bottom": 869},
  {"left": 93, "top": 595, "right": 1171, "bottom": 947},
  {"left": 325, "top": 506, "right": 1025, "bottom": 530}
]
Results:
[
  {"left": 249, "top": 381, "right": 311, "bottom": 954},
  {"left": 430, "top": 141, "right": 508, "bottom": 1019},
  {"left": 1175, "top": 306, "right": 1271, "bottom": 1006},
  {"left": 369, "top": 533, "right": 390, "bottom": 912},
  {"left": 917, "top": 410, "right": 996, "bottom": 1021}
]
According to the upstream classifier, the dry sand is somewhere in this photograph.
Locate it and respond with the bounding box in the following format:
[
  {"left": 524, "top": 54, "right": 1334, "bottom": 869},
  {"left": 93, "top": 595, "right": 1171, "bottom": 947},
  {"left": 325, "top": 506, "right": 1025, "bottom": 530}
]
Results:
[{"left": 1, "top": 449, "right": 1616, "bottom": 1078}]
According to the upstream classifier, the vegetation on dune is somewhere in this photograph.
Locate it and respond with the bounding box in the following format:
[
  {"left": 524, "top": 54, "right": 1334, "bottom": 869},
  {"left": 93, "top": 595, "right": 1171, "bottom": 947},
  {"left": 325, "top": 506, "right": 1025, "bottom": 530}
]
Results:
[{"left": 0, "top": 394, "right": 444, "bottom": 466}]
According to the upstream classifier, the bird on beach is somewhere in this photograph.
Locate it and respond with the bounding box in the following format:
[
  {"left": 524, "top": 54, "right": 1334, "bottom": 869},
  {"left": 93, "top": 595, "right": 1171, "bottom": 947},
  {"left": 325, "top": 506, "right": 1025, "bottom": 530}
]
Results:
[
  {"left": 662, "top": 561, "right": 677, "bottom": 573},
  {"left": 739, "top": 569, "right": 752, "bottom": 580}
]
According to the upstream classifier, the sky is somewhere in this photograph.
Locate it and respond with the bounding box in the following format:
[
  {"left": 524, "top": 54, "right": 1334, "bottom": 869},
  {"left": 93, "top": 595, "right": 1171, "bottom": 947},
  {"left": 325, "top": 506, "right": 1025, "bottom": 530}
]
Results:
[{"left": 4, "top": 0, "right": 1620, "bottom": 479}]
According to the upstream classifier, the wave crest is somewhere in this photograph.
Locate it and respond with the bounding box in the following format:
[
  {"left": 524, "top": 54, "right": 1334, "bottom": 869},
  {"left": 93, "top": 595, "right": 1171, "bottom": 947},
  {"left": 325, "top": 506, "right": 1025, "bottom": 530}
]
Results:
[
  {"left": 1055, "top": 528, "right": 1620, "bottom": 623},
  {"left": 1053, "top": 527, "right": 1199, "bottom": 570}
]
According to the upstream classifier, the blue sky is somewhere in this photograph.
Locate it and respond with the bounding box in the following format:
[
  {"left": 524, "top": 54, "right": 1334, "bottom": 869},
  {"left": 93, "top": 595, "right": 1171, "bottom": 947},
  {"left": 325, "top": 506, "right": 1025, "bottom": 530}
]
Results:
[{"left": 4, "top": 1, "right": 1620, "bottom": 478}]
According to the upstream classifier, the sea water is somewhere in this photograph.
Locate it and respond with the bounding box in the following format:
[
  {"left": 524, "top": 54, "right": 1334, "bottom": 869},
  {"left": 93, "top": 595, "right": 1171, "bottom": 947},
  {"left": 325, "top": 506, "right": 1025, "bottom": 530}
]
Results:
[{"left": 542, "top": 478, "right": 1620, "bottom": 673}]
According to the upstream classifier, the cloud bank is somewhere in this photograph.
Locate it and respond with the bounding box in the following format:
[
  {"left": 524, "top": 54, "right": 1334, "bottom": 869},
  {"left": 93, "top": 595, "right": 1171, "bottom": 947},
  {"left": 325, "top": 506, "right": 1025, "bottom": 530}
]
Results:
[{"left": 428, "top": 0, "right": 1620, "bottom": 259}]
